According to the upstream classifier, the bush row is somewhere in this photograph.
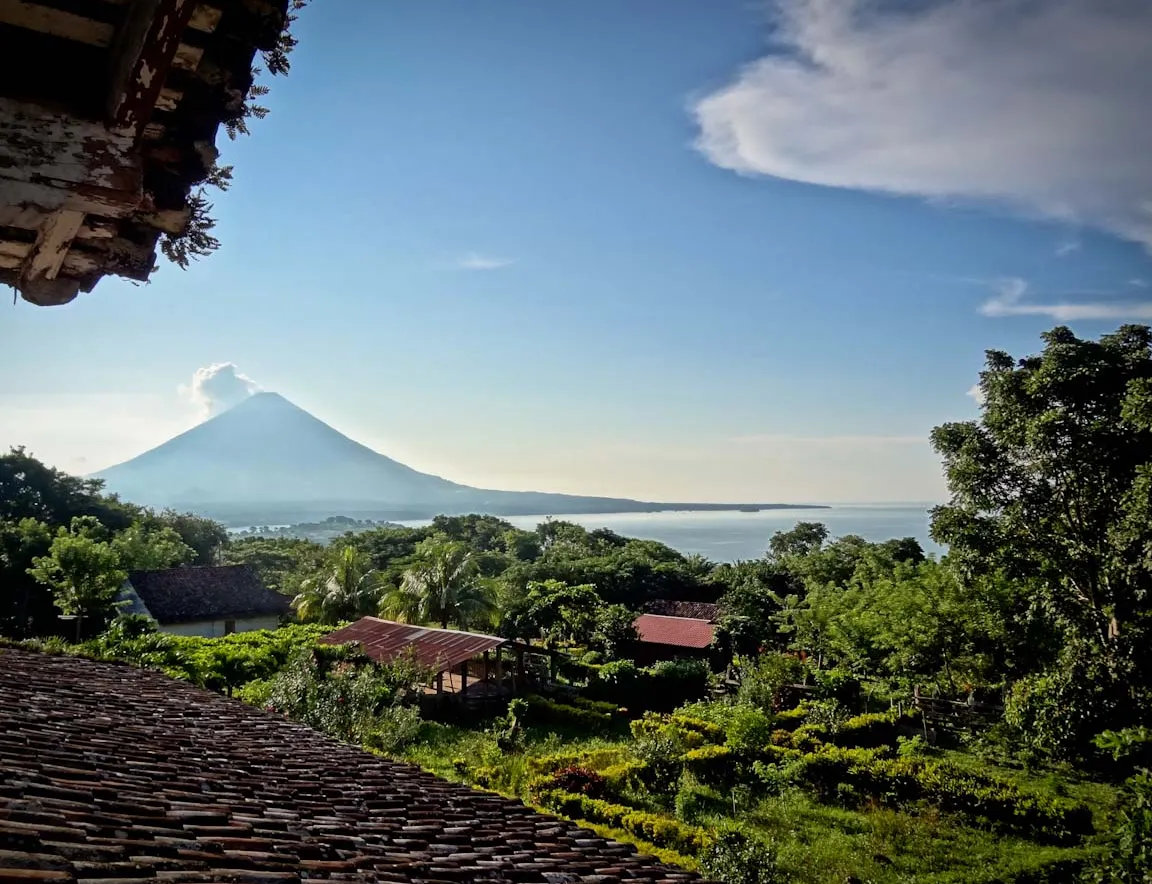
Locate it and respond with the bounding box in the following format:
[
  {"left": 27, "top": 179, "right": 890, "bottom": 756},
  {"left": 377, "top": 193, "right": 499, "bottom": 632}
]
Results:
[
  {"left": 783, "top": 746, "right": 1093, "bottom": 843},
  {"left": 584, "top": 659, "right": 712, "bottom": 713},
  {"left": 523, "top": 694, "right": 613, "bottom": 728},
  {"left": 534, "top": 788, "right": 709, "bottom": 856}
]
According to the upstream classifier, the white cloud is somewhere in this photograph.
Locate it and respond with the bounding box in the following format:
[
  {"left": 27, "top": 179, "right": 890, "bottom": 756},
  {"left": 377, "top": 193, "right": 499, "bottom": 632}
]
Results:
[
  {"left": 693, "top": 0, "right": 1152, "bottom": 248},
  {"left": 966, "top": 384, "right": 985, "bottom": 405},
  {"left": 1055, "top": 238, "right": 1081, "bottom": 257},
  {"left": 1131, "top": 278, "right": 1148, "bottom": 288},
  {"left": 980, "top": 277, "right": 1152, "bottom": 321},
  {"left": 180, "top": 363, "right": 261, "bottom": 419},
  {"left": 457, "top": 252, "right": 514, "bottom": 271}
]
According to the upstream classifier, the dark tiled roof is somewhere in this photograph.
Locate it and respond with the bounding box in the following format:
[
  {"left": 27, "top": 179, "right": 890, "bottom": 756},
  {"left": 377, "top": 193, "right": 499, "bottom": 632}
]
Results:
[
  {"left": 633, "top": 614, "right": 716, "bottom": 649},
  {"left": 644, "top": 600, "right": 720, "bottom": 622},
  {"left": 0, "top": 648, "right": 702, "bottom": 884},
  {"left": 127, "top": 566, "right": 290, "bottom": 624},
  {"left": 322, "top": 618, "right": 506, "bottom": 675}
]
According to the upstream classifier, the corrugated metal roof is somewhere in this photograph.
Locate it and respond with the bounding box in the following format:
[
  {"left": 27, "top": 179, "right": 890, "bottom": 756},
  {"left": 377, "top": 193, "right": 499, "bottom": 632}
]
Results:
[
  {"left": 321, "top": 617, "right": 507, "bottom": 673},
  {"left": 633, "top": 613, "right": 716, "bottom": 649}
]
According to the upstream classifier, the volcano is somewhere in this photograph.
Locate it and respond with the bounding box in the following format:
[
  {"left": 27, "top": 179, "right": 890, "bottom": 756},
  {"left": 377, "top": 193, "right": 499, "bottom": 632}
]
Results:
[{"left": 93, "top": 392, "right": 816, "bottom": 524}]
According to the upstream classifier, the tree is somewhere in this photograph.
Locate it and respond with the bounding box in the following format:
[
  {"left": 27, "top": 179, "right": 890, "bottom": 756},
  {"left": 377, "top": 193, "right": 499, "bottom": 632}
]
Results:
[
  {"left": 767, "top": 522, "right": 829, "bottom": 561},
  {"left": 153, "top": 510, "right": 228, "bottom": 565},
  {"left": 933, "top": 328, "right": 1152, "bottom": 657},
  {"left": 382, "top": 539, "right": 496, "bottom": 630},
  {"left": 0, "top": 518, "right": 53, "bottom": 636},
  {"left": 27, "top": 518, "right": 127, "bottom": 639},
  {"left": 522, "top": 579, "right": 601, "bottom": 648},
  {"left": 0, "top": 447, "right": 132, "bottom": 530},
  {"left": 933, "top": 325, "right": 1152, "bottom": 750},
  {"left": 292, "top": 546, "right": 383, "bottom": 624},
  {"left": 112, "top": 521, "right": 196, "bottom": 571}
]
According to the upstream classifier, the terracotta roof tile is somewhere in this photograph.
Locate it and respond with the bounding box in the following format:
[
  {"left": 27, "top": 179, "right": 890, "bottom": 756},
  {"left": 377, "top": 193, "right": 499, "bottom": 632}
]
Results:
[
  {"left": 632, "top": 615, "right": 716, "bottom": 649},
  {"left": 643, "top": 601, "right": 719, "bottom": 623},
  {"left": 0, "top": 649, "right": 704, "bottom": 884}
]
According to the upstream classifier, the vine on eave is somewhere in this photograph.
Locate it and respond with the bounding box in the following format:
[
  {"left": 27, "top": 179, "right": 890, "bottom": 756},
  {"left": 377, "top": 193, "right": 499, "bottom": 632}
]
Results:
[{"left": 160, "top": 1, "right": 309, "bottom": 269}]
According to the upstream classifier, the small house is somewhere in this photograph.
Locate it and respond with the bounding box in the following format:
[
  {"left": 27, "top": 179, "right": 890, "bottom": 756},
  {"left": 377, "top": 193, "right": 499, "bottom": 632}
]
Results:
[
  {"left": 629, "top": 600, "right": 720, "bottom": 668},
  {"left": 120, "top": 565, "right": 290, "bottom": 637}
]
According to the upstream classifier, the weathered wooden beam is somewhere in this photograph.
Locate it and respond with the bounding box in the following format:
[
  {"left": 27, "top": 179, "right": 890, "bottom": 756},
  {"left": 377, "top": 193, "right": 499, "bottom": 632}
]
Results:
[
  {"left": 106, "top": 0, "right": 199, "bottom": 139},
  {"left": 20, "top": 209, "right": 86, "bottom": 285},
  {"left": 0, "top": 1, "right": 114, "bottom": 46},
  {"left": 172, "top": 42, "right": 204, "bottom": 71},
  {"left": 156, "top": 87, "right": 183, "bottom": 111},
  {"left": 188, "top": 4, "right": 222, "bottom": 33}
]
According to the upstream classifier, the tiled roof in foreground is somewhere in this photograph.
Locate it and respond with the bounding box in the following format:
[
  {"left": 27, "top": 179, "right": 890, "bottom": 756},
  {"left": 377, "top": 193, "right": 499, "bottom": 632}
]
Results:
[{"left": 0, "top": 648, "right": 700, "bottom": 884}]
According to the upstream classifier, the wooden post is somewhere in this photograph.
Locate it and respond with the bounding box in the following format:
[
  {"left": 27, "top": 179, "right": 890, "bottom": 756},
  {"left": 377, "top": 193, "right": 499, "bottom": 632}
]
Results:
[
  {"left": 436, "top": 670, "right": 443, "bottom": 694},
  {"left": 461, "top": 660, "right": 469, "bottom": 697},
  {"left": 495, "top": 648, "right": 504, "bottom": 694},
  {"left": 549, "top": 650, "right": 558, "bottom": 684}
]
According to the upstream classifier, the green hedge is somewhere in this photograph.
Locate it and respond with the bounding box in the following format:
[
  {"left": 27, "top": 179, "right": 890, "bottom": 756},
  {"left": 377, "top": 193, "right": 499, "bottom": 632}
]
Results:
[
  {"left": 535, "top": 789, "right": 709, "bottom": 856},
  {"left": 786, "top": 746, "right": 1093, "bottom": 843},
  {"left": 523, "top": 693, "right": 613, "bottom": 728},
  {"left": 832, "top": 708, "right": 923, "bottom": 749},
  {"left": 772, "top": 704, "right": 809, "bottom": 731},
  {"left": 585, "top": 659, "right": 711, "bottom": 713},
  {"left": 682, "top": 744, "right": 738, "bottom": 786}
]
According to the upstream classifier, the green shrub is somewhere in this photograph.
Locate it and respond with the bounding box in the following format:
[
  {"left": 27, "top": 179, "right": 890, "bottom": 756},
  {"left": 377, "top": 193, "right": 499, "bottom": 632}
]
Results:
[
  {"left": 587, "top": 659, "right": 710, "bottom": 713},
  {"left": 783, "top": 745, "right": 1093, "bottom": 842},
  {"left": 735, "top": 653, "right": 806, "bottom": 712},
  {"left": 523, "top": 693, "right": 612, "bottom": 728},
  {"left": 682, "top": 744, "right": 738, "bottom": 787},
  {"left": 546, "top": 765, "right": 609, "bottom": 798},
  {"left": 535, "top": 789, "right": 708, "bottom": 855},
  {"left": 674, "top": 779, "right": 726, "bottom": 824},
  {"left": 772, "top": 704, "right": 809, "bottom": 731},
  {"left": 790, "top": 723, "right": 829, "bottom": 751},
  {"left": 723, "top": 704, "right": 774, "bottom": 753},
  {"left": 808, "top": 667, "right": 861, "bottom": 707},
  {"left": 698, "top": 822, "right": 785, "bottom": 884},
  {"left": 833, "top": 708, "right": 922, "bottom": 749}
]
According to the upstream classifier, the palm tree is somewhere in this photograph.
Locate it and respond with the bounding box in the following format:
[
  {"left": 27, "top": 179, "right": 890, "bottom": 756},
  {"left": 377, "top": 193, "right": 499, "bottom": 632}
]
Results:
[
  {"left": 381, "top": 539, "right": 496, "bottom": 630},
  {"left": 292, "top": 546, "right": 382, "bottom": 624}
]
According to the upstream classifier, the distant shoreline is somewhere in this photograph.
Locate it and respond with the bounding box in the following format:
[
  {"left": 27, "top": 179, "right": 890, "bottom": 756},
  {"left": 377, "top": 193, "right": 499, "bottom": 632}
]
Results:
[{"left": 204, "top": 501, "right": 830, "bottom": 528}]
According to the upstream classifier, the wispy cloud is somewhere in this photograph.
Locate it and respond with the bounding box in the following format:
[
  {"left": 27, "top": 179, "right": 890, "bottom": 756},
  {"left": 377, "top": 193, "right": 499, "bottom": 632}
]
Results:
[
  {"left": 692, "top": 0, "right": 1152, "bottom": 249},
  {"left": 980, "top": 277, "right": 1152, "bottom": 321},
  {"left": 1131, "top": 278, "right": 1148, "bottom": 288},
  {"left": 1055, "top": 238, "right": 1081, "bottom": 257},
  {"left": 966, "top": 384, "right": 985, "bottom": 405},
  {"left": 457, "top": 252, "right": 515, "bottom": 271}
]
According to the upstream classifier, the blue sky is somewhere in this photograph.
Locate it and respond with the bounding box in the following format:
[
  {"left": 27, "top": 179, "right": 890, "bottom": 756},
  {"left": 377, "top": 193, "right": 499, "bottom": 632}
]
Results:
[{"left": 2, "top": 0, "right": 1151, "bottom": 503}]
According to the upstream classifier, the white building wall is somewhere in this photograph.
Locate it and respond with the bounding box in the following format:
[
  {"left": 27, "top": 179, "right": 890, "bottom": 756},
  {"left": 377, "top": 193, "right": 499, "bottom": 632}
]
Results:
[{"left": 160, "top": 615, "right": 282, "bottom": 638}]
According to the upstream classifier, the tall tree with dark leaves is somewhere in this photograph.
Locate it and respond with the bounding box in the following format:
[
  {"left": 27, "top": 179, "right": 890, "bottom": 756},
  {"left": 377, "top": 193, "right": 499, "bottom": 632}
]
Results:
[{"left": 932, "top": 325, "right": 1152, "bottom": 755}]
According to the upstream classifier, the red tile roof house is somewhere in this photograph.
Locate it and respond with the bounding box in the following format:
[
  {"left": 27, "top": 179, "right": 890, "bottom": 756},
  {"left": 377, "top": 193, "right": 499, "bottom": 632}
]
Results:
[
  {"left": 118, "top": 565, "right": 290, "bottom": 638},
  {"left": 0, "top": 647, "right": 707, "bottom": 884},
  {"left": 629, "top": 601, "right": 720, "bottom": 668}
]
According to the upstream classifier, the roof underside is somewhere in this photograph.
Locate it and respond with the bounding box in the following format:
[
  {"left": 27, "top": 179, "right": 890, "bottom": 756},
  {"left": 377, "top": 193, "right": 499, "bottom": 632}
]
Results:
[
  {"left": 633, "top": 613, "right": 716, "bottom": 649},
  {"left": 0, "top": 648, "right": 700, "bottom": 884},
  {"left": 0, "top": 0, "right": 290, "bottom": 305},
  {"left": 321, "top": 617, "right": 507, "bottom": 674}
]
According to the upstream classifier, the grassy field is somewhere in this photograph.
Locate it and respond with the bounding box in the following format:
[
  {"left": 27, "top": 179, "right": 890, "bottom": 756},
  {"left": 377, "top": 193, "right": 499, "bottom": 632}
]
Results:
[{"left": 396, "top": 710, "right": 1116, "bottom": 884}]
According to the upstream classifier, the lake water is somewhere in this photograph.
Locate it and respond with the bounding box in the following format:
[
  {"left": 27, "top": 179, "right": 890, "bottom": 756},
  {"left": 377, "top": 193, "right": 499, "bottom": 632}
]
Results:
[{"left": 433, "top": 504, "right": 944, "bottom": 563}]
